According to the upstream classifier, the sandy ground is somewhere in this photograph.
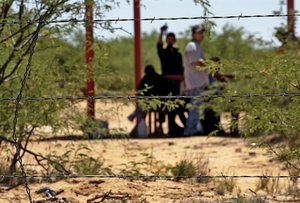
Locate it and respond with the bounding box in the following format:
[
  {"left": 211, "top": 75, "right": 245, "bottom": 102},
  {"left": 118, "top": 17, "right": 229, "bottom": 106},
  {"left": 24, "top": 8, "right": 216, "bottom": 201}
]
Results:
[{"left": 0, "top": 101, "right": 299, "bottom": 203}]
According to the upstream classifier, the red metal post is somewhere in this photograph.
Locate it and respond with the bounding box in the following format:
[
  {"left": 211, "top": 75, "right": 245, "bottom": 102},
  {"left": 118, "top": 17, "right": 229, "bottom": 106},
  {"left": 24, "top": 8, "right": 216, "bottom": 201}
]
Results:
[
  {"left": 85, "top": 0, "right": 95, "bottom": 118},
  {"left": 287, "top": 0, "right": 295, "bottom": 39},
  {"left": 134, "top": 0, "right": 142, "bottom": 91}
]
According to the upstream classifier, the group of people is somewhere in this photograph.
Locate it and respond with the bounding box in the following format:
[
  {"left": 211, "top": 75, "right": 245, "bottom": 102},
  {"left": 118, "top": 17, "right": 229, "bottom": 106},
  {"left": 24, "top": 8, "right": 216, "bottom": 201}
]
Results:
[{"left": 129, "top": 23, "right": 226, "bottom": 137}]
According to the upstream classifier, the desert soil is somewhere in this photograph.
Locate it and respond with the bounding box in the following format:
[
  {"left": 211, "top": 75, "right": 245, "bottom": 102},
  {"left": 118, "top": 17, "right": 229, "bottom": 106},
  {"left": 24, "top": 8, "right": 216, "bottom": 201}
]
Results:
[{"left": 0, "top": 101, "right": 298, "bottom": 203}]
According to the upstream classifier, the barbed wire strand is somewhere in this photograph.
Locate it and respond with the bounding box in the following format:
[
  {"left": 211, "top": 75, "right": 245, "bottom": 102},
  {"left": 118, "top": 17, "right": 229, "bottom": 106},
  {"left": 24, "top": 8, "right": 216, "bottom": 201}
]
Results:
[
  {"left": 0, "top": 93, "right": 300, "bottom": 102},
  {"left": 0, "top": 13, "right": 299, "bottom": 25},
  {"left": 1, "top": 174, "right": 299, "bottom": 180}
]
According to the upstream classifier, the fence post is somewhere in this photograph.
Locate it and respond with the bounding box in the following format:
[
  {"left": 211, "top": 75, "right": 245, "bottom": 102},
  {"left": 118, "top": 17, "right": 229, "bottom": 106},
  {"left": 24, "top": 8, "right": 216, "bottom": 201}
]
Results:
[
  {"left": 287, "top": 0, "right": 295, "bottom": 39},
  {"left": 86, "top": 0, "right": 95, "bottom": 118},
  {"left": 134, "top": 0, "right": 142, "bottom": 91}
]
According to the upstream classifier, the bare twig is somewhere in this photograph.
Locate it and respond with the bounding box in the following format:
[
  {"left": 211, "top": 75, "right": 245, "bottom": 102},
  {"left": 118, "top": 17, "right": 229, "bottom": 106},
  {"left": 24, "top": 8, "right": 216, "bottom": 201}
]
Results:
[
  {"left": 0, "top": 134, "right": 71, "bottom": 175},
  {"left": 87, "top": 190, "right": 112, "bottom": 203},
  {"left": 0, "top": 0, "right": 13, "bottom": 35},
  {"left": 267, "top": 144, "right": 300, "bottom": 171}
]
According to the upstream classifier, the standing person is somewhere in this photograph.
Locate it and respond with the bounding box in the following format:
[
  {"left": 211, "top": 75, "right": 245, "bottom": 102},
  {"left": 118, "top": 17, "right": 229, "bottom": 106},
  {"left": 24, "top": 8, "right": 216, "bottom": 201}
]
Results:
[
  {"left": 157, "top": 24, "right": 186, "bottom": 136},
  {"left": 183, "top": 24, "right": 210, "bottom": 136},
  {"left": 157, "top": 24, "right": 183, "bottom": 77}
]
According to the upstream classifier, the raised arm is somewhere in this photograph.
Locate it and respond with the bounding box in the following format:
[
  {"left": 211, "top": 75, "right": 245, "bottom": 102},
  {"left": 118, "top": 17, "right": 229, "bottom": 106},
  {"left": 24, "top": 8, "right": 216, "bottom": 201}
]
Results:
[{"left": 158, "top": 24, "right": 168, "bottom": 45}]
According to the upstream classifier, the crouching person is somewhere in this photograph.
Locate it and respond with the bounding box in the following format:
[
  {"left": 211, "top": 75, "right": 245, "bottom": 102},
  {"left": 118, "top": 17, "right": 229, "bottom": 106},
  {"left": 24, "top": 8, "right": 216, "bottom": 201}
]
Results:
[{"left": 128, "top": 65, "right": 169, "bottom": 137}]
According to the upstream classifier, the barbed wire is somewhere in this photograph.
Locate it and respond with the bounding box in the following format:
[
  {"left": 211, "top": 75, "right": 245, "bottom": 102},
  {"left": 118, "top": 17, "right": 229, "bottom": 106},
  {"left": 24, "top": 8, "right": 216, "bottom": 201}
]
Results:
[
  {"left": 1, "top": 174, "right": 299, "bottom": 180},
  {"left": 0, "top": 93, "right": 300, "bottom": 102},
  {"left": 0, "top": 13, "right": 299, "bottom": 25}
]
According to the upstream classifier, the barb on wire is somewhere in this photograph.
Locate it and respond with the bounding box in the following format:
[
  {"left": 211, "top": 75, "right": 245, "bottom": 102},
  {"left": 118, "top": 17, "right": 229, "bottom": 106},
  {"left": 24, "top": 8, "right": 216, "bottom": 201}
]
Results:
[
  {"left": 238, "top": 13, "right": 243, "bottom": 20},
  {"left": 1, "top": 174, "right": 299, "bottom": 180},
  {"left": 0, "top": 93, "right": 300, "bottom": 102},
  {"left": 0, "top": 13, "right": 299, "bottom": 25},
  {"left": 151, "top": 16, "right": 155, "bottom": 23}
]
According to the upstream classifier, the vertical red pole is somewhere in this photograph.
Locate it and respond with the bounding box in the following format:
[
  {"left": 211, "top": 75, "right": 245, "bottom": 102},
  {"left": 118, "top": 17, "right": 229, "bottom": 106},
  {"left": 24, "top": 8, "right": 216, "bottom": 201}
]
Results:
[
  {"left": 86, "top": 0, "right": 95, "bottom": 118},
  {"left": 134, "top": 0, "right": 142, "bottom": 91},
  {"left": 287, "top": 0, "right": 295, "bottom": 39}
]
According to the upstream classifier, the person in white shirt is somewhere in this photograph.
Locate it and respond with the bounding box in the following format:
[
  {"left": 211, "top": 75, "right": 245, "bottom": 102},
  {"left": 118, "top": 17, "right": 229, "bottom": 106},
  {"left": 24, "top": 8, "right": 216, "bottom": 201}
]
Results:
[{"left": 183, "top": 24, "right": 210, "bottom": 136}]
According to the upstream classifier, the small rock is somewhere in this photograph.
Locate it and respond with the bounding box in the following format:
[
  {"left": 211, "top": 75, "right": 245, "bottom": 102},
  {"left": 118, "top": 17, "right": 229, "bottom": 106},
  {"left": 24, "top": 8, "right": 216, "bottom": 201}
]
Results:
[
  {"left": 235, "top": 148, "right": 242, "bottom": 153},
  {"left": 168, "top": 142, "right": 175, "bottom": 146},
  {"left": 248, "top": 151, "right": 256, "bottom": 157}
]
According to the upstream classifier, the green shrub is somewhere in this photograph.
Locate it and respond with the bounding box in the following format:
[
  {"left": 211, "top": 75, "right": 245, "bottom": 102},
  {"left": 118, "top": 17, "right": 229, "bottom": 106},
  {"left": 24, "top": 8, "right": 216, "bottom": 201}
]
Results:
[
  {"left": 74, "top": 156, "right": 103, "bottom": 175},
  {"left": 215, "top": 177, "right": 237, "bottom": 195},
  {"left": 171, "top": 160, "right": 196, "bottom": 177}
]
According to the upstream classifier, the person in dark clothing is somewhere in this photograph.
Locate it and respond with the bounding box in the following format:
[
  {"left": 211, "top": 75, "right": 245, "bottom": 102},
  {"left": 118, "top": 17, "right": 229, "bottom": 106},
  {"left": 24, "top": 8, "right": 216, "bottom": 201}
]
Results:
[
  {"left": 157, "top": 26, "right": 183, "bottom": 76},
  {"left": 201, "top": 57, "right": 235, "bottom": 135},
  {"left": 157, "top": 25, "right": 186, "bottom": 136},
  {"left": 137, "top": 65, "right": 169, "bottom": 97},
  {"left": 128, "top": 65, "right": 169, "bottom": 135}
]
